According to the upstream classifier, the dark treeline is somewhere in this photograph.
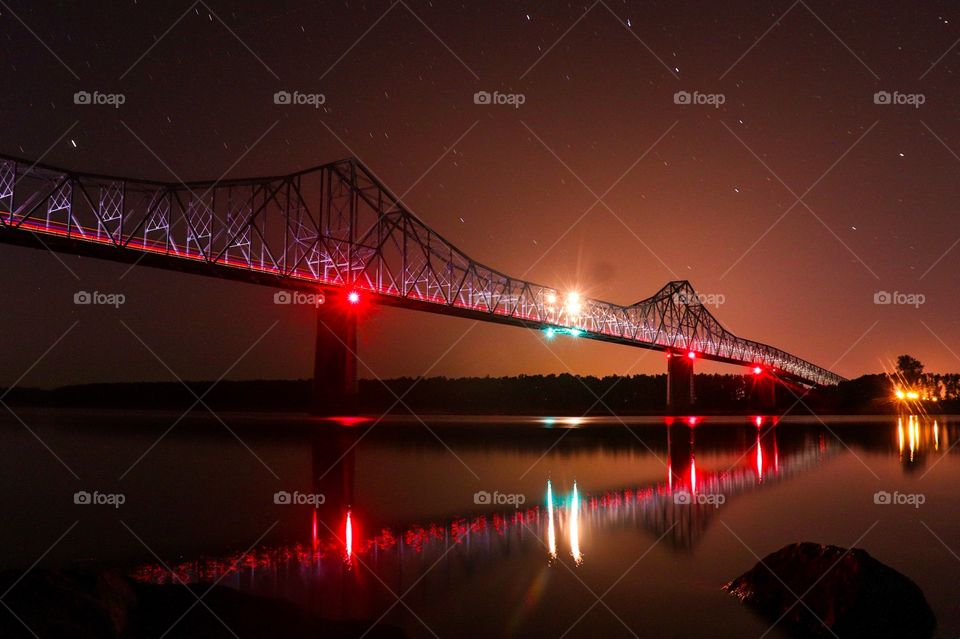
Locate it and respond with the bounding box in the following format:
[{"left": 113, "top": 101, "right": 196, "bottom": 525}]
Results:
[{"left": 3, "top": 370, "right": 953, "bottom": 415}]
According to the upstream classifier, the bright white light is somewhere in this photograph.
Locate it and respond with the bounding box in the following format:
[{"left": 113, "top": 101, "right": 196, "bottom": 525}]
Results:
[{"left": 546, "top": 292, "right": 557, "bottom": 305}]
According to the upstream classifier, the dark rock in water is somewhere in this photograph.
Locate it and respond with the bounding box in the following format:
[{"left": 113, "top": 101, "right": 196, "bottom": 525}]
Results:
[
  {"left": 0, "top": 567, "right": 405, "bottom": 638},
  {"left": 724, "top": 542, "right": 935, "bottom": 639},
  {"left": 0, "top": 567, "right": 135, "bottom": 638}
]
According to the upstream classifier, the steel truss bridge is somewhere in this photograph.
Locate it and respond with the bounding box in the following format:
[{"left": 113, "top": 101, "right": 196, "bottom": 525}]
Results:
[{"left": 0, "top": 154, "right": 844, "bottom": 386}]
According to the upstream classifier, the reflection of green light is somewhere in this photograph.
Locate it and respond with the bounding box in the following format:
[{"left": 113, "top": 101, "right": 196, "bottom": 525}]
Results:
[
  {"left": 542, "top": 417, "right": 556, "bottom": 427},
  {"left": 567, "top": 328, "right": 582, "bottom": 337},
  {"left": 544, "top": 327, "right": 555, "bottom": 340}
]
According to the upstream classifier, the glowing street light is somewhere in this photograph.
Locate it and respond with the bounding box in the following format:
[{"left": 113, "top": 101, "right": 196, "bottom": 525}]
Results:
[
  {"left": 546, "top": 292, "right": 557, "bottom": 306},
  {"left": 347, "top": 290, "right": 360, "bottom": 305},
  {"left": 687, "top": 351, "right": 696, "bottom": 360},
  {"left": 565, "top": 291, "right": 582, "bottom": 316},
  {"left": 753, "top": 366, "right": 763, "bottom": 375}
]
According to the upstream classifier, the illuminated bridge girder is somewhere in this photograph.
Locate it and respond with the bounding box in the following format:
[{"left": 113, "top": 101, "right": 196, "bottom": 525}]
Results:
[{"left": 0, "top": 154, "right": 844, "bottom": 386}]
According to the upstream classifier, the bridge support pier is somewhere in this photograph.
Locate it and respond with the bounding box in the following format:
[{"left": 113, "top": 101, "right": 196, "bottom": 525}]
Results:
[
  {"left": 313, "top": 304, "right": 358, "bottom": 416},
  {"left": 750, "top": 374, "right": 777, "bottom": 412},
  {"left": 666, "top": 352, "right": 695, "bottom": 413}
]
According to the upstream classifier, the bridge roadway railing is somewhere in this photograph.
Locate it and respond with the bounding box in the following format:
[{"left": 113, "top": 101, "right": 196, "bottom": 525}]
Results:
[{"left": 0, "top": 155, "right": 843, "bottom": 386}]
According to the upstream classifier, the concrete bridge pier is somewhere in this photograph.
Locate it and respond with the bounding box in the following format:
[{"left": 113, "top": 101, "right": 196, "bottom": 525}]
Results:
[
  {"left": 666, "top": 351, "right": 696, "bottom": 412},
  {"left": 750, "top": 373, "right": 777, "bottom": 412},
  {"left": 313, "top": 304, "right": 358, "bottom": 415}
]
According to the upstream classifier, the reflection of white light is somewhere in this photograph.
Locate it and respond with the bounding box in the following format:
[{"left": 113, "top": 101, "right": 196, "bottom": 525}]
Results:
[
  {"left": 547, "top": 480, "right": 557, "bottom": 561},
  {"left": 570, "top": 481, "right": 582, "bottom": 565},
  {"left": 561, "top": 417, "right": 584, "bottom": 427}
]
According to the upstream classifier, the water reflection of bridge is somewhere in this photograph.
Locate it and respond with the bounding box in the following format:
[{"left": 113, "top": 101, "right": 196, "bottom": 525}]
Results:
[{"left": 132, "top": 418, "right": 840, "bottom": 608}]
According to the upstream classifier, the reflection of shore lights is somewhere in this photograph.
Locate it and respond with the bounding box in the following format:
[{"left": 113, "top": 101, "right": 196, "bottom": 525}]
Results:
[
  {"left": 546, "top": 480, "right": 557, "bottom": 561},
  {"left": 569, "top": 481, "right": 582, "bottom": 565}
]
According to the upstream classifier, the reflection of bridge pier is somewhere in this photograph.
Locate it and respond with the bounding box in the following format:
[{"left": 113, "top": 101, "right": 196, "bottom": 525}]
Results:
[
  {"left": 311, "top": 429, "right": 357, "bottom": 514},
  {"left": 313, "top": 303, "right": 359, "bottom": 416}
]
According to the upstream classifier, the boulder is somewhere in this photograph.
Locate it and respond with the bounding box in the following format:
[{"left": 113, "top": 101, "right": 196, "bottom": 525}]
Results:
[{"left": 724, "top": 542, "right": 935, "bottom": 638}]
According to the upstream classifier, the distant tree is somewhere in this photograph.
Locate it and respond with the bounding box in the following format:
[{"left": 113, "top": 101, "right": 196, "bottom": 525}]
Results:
[{"left": 896, "top": 355, "right": 925, "bottom": 385}]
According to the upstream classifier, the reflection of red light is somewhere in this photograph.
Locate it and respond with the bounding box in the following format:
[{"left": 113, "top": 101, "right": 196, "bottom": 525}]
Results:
[
  {"left": 345, "top": 511, "right": 353, "bottom": 559},
  {"left": 687, "top": 416, "right": 699, "bottom": 426},
  {"left": 347, "top": 290, "right": 360, "bottom": 304},
  {"left": 687, "top": 351, "right": 696, "bottom": 359},
  {"left": 755, "top": 416, "right": 763, "bottom": 427},
  {"left": 753, "top": 366, "right": 762, "bottom": 375},
  {"left": 328, "top": 416, "right": 369, "bottom": 427},
  {"left": 311, "top": 510, "right": 318, "bottom": 549}
]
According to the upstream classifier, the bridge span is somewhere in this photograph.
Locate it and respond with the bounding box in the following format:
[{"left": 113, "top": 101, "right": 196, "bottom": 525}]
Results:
[{"left": 0, "top": 154, "right": 844, "bottom": 412}]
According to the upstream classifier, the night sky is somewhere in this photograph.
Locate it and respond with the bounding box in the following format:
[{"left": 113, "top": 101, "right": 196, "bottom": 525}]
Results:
[{"left": 2, "top": 1, "right": 959, "bottom": 388}]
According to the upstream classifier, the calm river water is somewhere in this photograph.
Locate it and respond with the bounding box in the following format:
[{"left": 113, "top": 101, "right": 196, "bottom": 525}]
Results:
[{"left": 1, "top": 410, "right": 957, "bottom": 638}]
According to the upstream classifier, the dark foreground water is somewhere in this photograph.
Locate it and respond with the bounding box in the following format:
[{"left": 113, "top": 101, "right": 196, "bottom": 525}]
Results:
[{"left": 1, "top": 410, "right": 958, "bottom": 638}]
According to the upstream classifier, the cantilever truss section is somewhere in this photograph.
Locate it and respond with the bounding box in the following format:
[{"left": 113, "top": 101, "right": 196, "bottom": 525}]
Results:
[{"left": 0, "top": 154, "right": 844, "bottom": 386}]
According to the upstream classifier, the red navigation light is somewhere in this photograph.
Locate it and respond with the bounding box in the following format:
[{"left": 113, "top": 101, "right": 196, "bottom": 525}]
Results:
[
  {"left": 687, "top": 351, "right": 696, "bottom": 360},
  {"left": 753, "top": 366, "right": 763, "bottom": 375},
  {"left": 347, "top": 290, "right": 361, "bottom": 305}
]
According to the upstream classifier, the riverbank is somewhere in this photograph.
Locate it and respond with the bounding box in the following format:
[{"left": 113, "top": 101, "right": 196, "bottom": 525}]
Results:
[{"left": 2, "top": 376, "right": 953, "bottom": 415}]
